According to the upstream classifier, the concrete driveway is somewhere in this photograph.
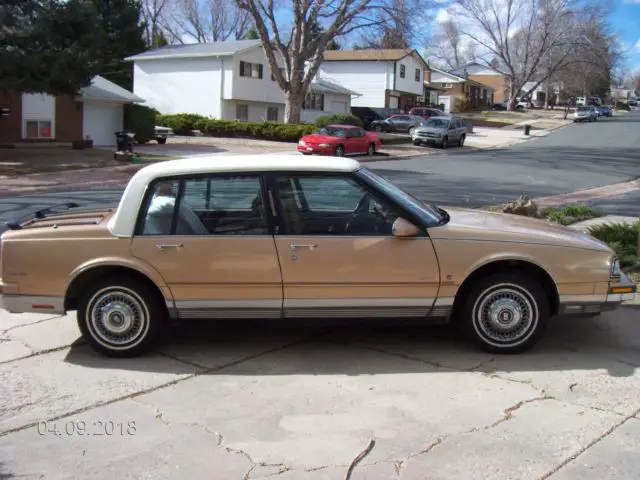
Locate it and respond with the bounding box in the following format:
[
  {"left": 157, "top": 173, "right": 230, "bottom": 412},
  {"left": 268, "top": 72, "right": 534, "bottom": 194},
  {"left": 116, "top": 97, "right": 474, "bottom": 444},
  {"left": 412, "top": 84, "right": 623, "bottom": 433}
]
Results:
[{"left": 1, "top": 308, "right": 639, "bottom": 479}]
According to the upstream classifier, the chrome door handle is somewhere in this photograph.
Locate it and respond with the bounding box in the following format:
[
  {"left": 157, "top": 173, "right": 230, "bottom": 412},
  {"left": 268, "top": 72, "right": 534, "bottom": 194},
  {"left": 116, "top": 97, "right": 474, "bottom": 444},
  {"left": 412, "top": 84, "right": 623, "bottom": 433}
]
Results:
[
  {"left": 156, "top": 244, "right": 184, "bottom": 251},
  {"left": 289, "top": 244, "right": 318, "bottom": 251}
]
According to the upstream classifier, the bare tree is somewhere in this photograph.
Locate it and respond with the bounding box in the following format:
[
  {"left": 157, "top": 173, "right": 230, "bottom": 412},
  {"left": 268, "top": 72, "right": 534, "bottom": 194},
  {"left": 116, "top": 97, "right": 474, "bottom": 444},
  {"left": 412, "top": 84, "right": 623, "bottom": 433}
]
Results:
[
  {"left": 453, "top": 0, "right": 593, "bottom": 110},
  {"left": 235, "top": 0, "right": 425, "bottom": 123},
  {"left": 424, "top": 20, "right": 476, "bottom": 70},
  {"left": 141, "top": 0, "right": 170, "bottom": 48},
  {"left": 164, "top": 0, "right": 251, "bottom": 44}
]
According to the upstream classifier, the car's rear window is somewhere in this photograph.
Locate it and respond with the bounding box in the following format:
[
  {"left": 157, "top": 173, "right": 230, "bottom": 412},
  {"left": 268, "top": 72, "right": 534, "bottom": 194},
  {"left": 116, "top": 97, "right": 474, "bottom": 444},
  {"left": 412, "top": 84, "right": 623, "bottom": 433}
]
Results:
[
  {"left": 317, "top": 127, "right": 347, "bottom": 137},
  {"left": 577, "top": 106, "right": 590, "bottom": 111},
  {"left": 424, "top": 118, "right": 449, "bottom": 127}
]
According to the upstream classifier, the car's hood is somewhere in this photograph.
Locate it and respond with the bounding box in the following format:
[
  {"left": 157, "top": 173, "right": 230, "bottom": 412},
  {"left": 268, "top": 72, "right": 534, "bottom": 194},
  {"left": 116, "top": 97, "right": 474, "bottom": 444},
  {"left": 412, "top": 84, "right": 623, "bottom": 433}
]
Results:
[
  {"left": 415, "top": 126, "right": 445, "bottom": 134},
  {"left": 300, "top": 134, "right": 336, "bottom": 143},
  {"left": 429, "top": 206, "right": 612, "bottom": 252}
]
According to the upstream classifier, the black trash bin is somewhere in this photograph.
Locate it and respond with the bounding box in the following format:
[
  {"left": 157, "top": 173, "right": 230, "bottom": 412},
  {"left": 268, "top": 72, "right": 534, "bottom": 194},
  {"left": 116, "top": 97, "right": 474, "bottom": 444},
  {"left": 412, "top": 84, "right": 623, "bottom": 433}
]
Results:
[
  {"left": 115, "top": 131, "right": 135, "bottom": 152},
  {"left": 523, "top": 124, "right": 531, "bottom": 136}
]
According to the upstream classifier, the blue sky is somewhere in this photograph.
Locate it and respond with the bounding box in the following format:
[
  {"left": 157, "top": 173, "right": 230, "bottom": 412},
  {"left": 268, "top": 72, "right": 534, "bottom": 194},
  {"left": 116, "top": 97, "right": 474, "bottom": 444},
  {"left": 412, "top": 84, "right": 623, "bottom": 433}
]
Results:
[{"left": 611, "top": 0, "right": 640, "bottom": 74}]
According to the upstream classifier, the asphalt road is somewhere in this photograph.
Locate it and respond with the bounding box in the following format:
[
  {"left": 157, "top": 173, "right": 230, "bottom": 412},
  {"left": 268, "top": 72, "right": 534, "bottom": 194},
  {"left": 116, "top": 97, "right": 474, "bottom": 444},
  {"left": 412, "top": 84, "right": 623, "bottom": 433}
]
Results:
[{"left": 0, "top": 110, "right": 638, "bottom": 229}]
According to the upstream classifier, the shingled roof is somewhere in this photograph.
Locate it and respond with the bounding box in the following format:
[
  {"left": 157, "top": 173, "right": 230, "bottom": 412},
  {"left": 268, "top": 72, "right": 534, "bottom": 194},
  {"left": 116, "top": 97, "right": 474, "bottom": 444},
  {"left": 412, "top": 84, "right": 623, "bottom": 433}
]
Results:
[{"left": 322, "top": 49, "right": 415, "bottom": 62}]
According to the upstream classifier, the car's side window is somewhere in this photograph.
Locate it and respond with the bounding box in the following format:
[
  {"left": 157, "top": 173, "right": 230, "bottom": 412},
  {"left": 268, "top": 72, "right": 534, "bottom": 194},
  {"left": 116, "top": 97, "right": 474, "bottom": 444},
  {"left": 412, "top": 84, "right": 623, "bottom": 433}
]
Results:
[
  {"left": 138, "top": 175, "right": 269, "bottom": 236},
  {"left": 273, "top": 175, "right": 399, "bottom": 236}
]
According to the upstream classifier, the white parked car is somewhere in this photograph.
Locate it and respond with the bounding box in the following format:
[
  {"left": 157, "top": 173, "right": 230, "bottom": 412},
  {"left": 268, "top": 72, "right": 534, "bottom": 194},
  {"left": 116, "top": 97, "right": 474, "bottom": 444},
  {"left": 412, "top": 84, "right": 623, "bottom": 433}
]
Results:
[
  {"left": 154, "top": 126, "right": 174, "bottom": 145},
  {"left": 573, "top": 106, "right": 598, "bottom": 122}
]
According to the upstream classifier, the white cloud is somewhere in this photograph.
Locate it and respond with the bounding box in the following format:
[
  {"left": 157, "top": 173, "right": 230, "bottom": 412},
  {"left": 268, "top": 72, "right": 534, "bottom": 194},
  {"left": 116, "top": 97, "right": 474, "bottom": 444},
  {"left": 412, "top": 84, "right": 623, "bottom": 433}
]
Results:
[
  {"left": 435, "top": 8, "right": 451, "bottom": 24},
  {"left": 636, "top": 39, "right": 640, "bottom": 51}
]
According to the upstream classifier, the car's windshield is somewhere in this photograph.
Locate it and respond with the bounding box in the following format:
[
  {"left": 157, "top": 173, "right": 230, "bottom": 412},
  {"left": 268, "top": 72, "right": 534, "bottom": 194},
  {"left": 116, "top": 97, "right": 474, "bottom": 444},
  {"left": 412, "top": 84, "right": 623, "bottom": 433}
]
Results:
[
  {"left": 423, "top": 118, "right": 449, "bottom": 128},
  {"left": 317, "top": 127, "right": 347, "bottom": 137},
  {"left": 355, "top": 167, "right": 444, "bottom": 227}
]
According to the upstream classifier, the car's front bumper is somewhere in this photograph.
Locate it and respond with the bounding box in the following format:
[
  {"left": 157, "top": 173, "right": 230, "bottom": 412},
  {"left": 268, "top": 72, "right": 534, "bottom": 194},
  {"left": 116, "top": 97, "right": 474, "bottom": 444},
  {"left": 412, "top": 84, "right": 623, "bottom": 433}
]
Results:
[
  {"left": 297, "top": 145, "right": 333, "bottom": 155},
  {"left": 559, "top": 272, "right": 636, "bottom": 315}
]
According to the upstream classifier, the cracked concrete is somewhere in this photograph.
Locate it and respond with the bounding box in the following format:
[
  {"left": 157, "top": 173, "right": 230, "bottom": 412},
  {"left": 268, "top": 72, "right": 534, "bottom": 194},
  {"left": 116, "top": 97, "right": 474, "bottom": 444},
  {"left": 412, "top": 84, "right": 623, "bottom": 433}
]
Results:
[{"left": 1, "top": 309, "right": 639, "bottom": 479}]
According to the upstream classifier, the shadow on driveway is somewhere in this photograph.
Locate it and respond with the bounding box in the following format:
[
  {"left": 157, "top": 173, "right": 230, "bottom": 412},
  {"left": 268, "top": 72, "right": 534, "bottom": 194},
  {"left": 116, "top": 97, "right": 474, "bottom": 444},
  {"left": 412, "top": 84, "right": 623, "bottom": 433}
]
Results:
[{"left": 62, "top": 311, "right": 640, "bottom": 378}]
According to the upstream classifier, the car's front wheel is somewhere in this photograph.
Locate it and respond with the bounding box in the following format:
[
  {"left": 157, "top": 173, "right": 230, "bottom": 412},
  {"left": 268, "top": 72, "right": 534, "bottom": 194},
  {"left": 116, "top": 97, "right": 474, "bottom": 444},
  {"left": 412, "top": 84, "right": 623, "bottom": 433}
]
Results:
[
  {"left": 408, "top": 127, "right": 415, "bottom": 137},
  {"left": 374, "top": 125, "right": 383, "bottom": 132},
  {"left": 156, "top": 137, "right": 167, "bottom": 144},
  {"left": 334, "top": 145, "right": 345, "bottom": 157},
  {"left": 458, "top": 272, "right": 549, "bottom": 354},
  {"left": 458, "top": 134, "right": 465, "bottom": 147},
  {"left": 77, "top": 276, "right": 166, "bottom": 357},
  {"left": 441, "top": 136, "right": 448, "bottom": 149}
]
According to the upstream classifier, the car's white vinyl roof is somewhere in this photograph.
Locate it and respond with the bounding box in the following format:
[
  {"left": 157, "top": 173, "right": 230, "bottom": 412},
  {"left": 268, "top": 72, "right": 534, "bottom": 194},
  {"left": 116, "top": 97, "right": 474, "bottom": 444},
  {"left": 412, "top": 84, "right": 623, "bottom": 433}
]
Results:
[{"left": 107, "top": 154, "right": 362, "bottom": 237}]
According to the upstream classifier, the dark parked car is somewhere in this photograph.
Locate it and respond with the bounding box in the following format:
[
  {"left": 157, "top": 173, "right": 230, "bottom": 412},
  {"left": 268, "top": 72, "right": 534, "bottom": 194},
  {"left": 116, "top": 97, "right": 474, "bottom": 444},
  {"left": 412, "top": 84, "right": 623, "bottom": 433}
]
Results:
[
  {"left": 408, "top": 107, "right": 445, "bottom": 120},
  {"left": 597, "top": 105, "right": 612, "bottom": 117},
  {"left": 368, "top": 114, "right": 426, "bottom": 135}
]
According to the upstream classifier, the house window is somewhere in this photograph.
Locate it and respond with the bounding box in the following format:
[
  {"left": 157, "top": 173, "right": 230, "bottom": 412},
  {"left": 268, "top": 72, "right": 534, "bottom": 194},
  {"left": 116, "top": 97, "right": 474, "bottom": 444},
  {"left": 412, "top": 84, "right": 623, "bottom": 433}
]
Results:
[
  {"left": 400, "top": 64, "right": 406, "bottom": 78},
  {"left": 236, "top": 104, "right": 249, "bottom": 121},
  {"left": 266, "top": 106, "right": 278, "bottom": 121},
  {"left": 239, "top": 61, "right": 263, "bottom": 79},
  {"left": 442, "top": 83, "right": 453, "bottom": 89},
  {"left": 303, "top": 93, "right": 324, "bottom": 111},
  {"left": 415, "top": 68, "right": 420, "bottom": 82},
  {"left": 25, "top": 120, "right": 52, "bottom": 138},
  {"left": 271, "top": 68, "right": 285, "bottom": 81}
]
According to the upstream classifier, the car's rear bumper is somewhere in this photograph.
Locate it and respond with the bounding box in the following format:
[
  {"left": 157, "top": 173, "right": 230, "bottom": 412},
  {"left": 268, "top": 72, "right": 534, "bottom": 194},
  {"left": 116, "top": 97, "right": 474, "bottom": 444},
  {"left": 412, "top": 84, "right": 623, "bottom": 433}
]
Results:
[
  {"left": 0, "top": 293, "right": 66, "bottom": 314},
  {"left": 558, "top": 273, "right": 636, "bottom": 315},
  {"left": 0, "top": 280, "right": 66, "bottom": 314}
]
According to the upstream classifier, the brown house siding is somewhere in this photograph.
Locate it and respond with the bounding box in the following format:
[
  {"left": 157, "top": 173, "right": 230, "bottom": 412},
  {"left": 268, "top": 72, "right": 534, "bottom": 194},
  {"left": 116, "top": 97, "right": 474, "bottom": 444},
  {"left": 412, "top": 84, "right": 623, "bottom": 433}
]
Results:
[
  {"left": 0, "top": 91, "right": 23, "bottom": 143},
  {"left": 55, "top": 95, "right": 83, "bottom": 142},
  {"left": 0, "top": 93, "right": 84, "bottom": 143},
  {"left": 469, "top": 74, "right": 507, "bottom": 102}
]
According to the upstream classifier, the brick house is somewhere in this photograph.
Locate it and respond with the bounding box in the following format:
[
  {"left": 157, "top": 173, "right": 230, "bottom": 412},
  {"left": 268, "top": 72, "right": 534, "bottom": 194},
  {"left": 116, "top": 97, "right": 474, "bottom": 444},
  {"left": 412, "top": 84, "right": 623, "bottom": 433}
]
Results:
[
  {"left": 0, "top": 76, "right": 143, "bottom": 146},
  {"left": 430, "top": 67, "right": 494, "bottom": 113},
  {"left": 451, "top": 63, "right": 508, "bottom": 103}
]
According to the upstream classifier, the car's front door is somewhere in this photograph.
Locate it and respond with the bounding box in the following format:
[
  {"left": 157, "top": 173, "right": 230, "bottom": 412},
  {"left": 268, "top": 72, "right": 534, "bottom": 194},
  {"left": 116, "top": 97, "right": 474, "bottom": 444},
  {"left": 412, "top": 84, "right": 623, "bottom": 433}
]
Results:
[
  {"left": 388, "top": 116, "right": 409, "bottom": 132},
  {"left": 130, "top": 174, "right": 283, "bottom": 319},
  {"left": 268, "top": 173, "right": 441, "bottom": 318}
]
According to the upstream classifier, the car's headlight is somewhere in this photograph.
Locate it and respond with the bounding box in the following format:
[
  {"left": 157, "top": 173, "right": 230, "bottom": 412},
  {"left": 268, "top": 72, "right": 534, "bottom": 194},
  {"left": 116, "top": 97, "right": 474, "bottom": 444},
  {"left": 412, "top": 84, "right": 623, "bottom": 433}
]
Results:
[
  {"left": 610, "top": 257, "right": 621, "bottom": 277},
  {"left": 298, "top": 140, "right": 306, "bottom": 145}
]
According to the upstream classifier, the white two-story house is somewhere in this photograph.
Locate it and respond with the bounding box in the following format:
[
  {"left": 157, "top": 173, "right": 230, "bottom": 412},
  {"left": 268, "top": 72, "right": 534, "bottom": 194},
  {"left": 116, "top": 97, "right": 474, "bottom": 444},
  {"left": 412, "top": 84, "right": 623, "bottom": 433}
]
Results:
[
  {"left": 126, "top": 39, "right": 360, "bottom": 124},
  {"left": 317, "top": 49, "right": 430, "bottom": 112}
]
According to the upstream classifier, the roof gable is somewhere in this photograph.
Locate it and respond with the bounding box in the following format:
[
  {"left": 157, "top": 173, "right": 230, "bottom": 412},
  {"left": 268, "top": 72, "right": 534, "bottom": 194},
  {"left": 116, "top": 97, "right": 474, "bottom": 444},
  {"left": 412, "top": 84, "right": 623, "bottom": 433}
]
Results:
[
  {"left": 125, "top": 40, "right": 263, "bottom": 62},
  {"left": 80, "top": 75, "right": 144, "bottom": 103}
]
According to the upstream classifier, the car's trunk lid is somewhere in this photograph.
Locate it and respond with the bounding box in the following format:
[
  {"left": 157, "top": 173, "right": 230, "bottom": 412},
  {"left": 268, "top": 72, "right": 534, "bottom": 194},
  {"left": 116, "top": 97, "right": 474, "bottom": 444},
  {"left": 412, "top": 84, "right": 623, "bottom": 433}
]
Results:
[{"left": 5, "top": 203, "right": 118, "bottom": 231}]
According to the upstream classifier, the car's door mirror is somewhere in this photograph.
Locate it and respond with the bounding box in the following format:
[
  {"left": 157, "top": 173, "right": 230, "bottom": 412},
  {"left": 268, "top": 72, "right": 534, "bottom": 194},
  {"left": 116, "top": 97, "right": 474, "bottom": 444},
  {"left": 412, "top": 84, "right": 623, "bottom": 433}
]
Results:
[{"left": 392, "top": 217, "right": 421, "bottom": 237}]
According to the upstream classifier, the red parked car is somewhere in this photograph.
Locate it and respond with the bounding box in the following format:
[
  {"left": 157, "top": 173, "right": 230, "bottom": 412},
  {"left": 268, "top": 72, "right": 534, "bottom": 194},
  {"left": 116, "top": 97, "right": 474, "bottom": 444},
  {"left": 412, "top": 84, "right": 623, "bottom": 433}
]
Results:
[{"left": 297, "top": 124, "right": 382, "bottom": 157}]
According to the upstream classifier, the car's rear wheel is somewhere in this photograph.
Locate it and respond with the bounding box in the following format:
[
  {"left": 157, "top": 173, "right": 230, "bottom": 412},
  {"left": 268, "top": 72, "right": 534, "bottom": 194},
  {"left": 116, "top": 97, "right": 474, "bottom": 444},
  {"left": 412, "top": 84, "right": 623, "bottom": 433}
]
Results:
[
  {"left": 367, "top": 143, "right": 376, "bottom": 156},
  {"left": 458, "top": 272, "right": 549, "bottom": 354},
  {"left": 458, "top": 134, "right": 465, "bottom": 147},
  {"left": 441, "top": 136, "right": 448, "bottom": 149},
  {"left": 77, "top": 276, "right": 166, "bottom": 357},
  {"left": 335, "top": 145, "right": 345, "bottom": 157}
]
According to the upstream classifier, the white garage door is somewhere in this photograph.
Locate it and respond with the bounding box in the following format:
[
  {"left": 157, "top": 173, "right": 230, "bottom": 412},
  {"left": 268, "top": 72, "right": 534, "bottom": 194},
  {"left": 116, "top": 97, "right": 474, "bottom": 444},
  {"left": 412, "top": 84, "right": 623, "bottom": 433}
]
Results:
[
  {"left": 83, "top": 101, "right": 124, "bottom": 146},
  {"left": 330, "top": 100, "right": 348, "bottom": 114},
  {"left": 439, "top": 96, "right": 451, "bottom": 113}
]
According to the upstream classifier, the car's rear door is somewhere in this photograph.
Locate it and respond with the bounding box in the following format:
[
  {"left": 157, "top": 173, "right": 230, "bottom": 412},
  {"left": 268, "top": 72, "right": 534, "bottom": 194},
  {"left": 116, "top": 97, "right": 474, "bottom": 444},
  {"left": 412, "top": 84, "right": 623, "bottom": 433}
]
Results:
[{"left": 130, "top": 174, "right": 283, "bottom": 319}]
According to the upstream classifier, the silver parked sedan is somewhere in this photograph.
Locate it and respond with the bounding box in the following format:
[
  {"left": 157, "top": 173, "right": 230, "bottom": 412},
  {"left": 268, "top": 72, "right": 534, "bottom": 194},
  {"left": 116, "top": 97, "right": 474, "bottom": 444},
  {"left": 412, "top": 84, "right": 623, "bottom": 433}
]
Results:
[
  {"left": 573, "top": 106, "right": 598, "bottom": 122},
  {"left": 411, "top": 116, "right": 467, "bottom": 149}
]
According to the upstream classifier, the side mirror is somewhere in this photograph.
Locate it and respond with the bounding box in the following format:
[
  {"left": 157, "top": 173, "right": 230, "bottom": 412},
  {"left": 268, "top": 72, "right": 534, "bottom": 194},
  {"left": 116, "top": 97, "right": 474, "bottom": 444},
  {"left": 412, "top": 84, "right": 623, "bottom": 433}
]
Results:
[{"left": 392, "top": 217, "right": 421, "bottom": 237}]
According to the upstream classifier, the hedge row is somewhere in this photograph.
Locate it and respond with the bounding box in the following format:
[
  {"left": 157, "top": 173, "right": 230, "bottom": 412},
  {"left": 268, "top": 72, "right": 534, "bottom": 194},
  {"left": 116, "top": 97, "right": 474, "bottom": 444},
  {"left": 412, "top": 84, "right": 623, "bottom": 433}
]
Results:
[{"left": 156, "top": 114, "right": 317, "bottom": 142}]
